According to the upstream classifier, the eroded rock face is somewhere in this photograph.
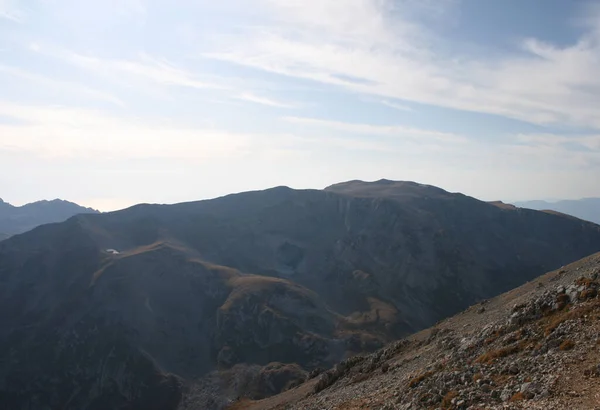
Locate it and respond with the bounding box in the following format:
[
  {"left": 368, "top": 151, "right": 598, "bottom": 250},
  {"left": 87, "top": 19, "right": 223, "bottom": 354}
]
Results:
[{"left": 1, "top": 181, "right": 600, "bottom": 409}]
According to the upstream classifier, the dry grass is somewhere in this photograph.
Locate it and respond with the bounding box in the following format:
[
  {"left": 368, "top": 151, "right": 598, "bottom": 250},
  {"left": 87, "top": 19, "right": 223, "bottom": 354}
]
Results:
[
  {"left": 575, "top": 277, "right": 596, "bottom": 288},
  {"left": 491, "top": 374, "right": 510, "bottom": 386},
  {"left": 545, "top": 300, "right": 600, "bottom": 336},
  {"left": 221, "top": 275, "right": 317, "bottom": 312},
  {"left": 441, "top": 390, "right": 458, "bottom": 407},
  {"left": 554, "top": 293, "right": 571, "bottom": 311},
  {"left": 475, "top": 343, "right": 522, "bottom": 364},
  {"left": 227, "top": 398, "right": 256, "bottom": 410},
  {"left": 559, "top": 340, "right": 575, "bottom": 351},
  {"left": 408, "top": 371, "right": 434, "bottom": 388},
  {"left": 581, "top": 288, "right": 598, "bottom": 300},
  {"left": 503, "top": 329, "right": 525, "bottom": 345},
  {"left": 484, "top": 329, "right": 506, "bottom": 345},
  {"left": 472, "top": 373, "right": 483, "bottom": 383},
  {"left": 509, "top": 392, "right": 525, "bottom": 402}
]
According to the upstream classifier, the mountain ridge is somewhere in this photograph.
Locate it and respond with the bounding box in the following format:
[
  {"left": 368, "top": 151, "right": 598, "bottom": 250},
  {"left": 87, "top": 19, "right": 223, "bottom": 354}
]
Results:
[
  {"left": 0, "top": 197, "right": 98, "bottom": 240},
  {"left": 1, "top": 180, "right": 600, "bottom": 409},
  {"left": 515, "top": 198, "right": 600, "bottom": 225}
]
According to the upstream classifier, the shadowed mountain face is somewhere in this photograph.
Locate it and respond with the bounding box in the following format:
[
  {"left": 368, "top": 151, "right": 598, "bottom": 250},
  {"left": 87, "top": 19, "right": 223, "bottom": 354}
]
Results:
[
  {"left": 0, "top": 198, "right": 98, "bottom": 239},
  {"left": 1, "top": 180, "right": 600, "bottom": 409},
  {"left": 515, "top": 198, "right": 600, "bottom": 225}
]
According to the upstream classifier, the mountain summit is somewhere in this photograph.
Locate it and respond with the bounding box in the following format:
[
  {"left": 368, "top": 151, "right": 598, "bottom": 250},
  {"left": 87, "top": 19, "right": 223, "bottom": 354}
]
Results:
[{"left": 1, "top": 181, "right": 600, "bottom": 409}]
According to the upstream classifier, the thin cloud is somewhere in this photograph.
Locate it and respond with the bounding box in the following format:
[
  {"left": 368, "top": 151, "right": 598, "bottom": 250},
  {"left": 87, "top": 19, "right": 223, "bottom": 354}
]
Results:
[
  {"left": 31, "top": 45, "right": 222, "bottom": 91},
  {"left": 0, "top": 64, "right": 125, "bottom": 107},
  {"left": 0, "top": 11, "right": 20, "bottom": 22},
  {"left": 515, "top": 133, "right": 600, "bottom": 151},
  {"left": 0, "top": 102, "right": 251, "bottom": 160},
  {"left": 0, "top": 0, "right": 22, "bottom": 22},
  {"left": 235, "top": 92, "right": 293, "bottom": 108},
  {"left": 204, "top": 0, "right": 600, "bottom": 130},
  {"left": 283, "top": 116, "right": 467, "bottom": 143},
  {"left": 380, "top": 100, "right": 414, "bottom": 112}
]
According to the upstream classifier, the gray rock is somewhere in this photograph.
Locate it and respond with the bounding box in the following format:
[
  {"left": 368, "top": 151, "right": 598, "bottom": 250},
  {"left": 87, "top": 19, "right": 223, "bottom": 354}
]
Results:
[
  {"left": 500, "top": 389, "right": 513, "bottom": 402},
  {"left": 520, "top": 381, "right": 538, "bottom": 399}
]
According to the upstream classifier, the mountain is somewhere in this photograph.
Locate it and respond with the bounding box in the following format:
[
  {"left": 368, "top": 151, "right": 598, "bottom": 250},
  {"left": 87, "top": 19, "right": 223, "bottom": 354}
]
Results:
[
  {"left": 1, "top": 180, "right": 600, "bottom": 409},
  {"left": 241, "top": 252, "right": 600, "bottom": 410},
  {"left": 514, "top": 198, "right": 600, "bottom": 225},
  {"left": 0, "top": 198, "right": 98, "bottom": 239}
]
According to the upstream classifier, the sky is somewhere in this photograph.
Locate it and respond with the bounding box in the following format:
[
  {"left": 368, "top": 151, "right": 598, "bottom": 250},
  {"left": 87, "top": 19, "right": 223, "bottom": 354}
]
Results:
[{"left": 1, "top": 0, "right": 600, "bottom": 211}]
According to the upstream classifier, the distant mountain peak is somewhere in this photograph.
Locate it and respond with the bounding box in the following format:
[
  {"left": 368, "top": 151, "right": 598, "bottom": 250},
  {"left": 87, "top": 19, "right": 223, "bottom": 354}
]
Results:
[
  {"left": 515, "top": 197, "right": 600, "bottom": 225},
  {"left": 326, "top": 179, "right": 439, "bottom": 189},
  {"left": 0, "top": 198, "right": 99, "bottom": 239},
  {"left": 324, "top": 179, "right": 453, "bottom": 201}
]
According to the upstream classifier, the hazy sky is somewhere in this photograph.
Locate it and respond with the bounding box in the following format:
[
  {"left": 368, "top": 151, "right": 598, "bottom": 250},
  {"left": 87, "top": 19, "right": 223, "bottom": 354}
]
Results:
[{"left": 1, "top": 0, "right": 600, "bottom": 211}]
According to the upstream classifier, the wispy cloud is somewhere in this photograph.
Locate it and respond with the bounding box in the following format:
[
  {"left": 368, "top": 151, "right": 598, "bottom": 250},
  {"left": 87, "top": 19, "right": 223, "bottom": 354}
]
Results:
[
  {"left": 0, "top": 64, "right": 125, "bottom": 106},
  {"left": 204, "top": 0, "right": 600, "bottom": 130},
  {"left": 31, "top": 45, "right": 221, "bottom": 91},
  {"left": 0, "top": 100, "right": 467, "bottom": 163},
  {"left": 515, "top": 133, "right": 600, "bottom": 151},
  {"left": 235, "top": 92, "right": 293, "bottom": 108},
  {"left": 2, "top": 0, "right": 600, "bottom": 204},
  {"left": 283, "top": 116, "right": 466, "bottom": 143},
  {"left": 380, "top": 100, "right": 414, "bottom": 112},
  {"left": 0, "top": 101, "right": 251, "bottom": 160},
  {"left": 0, "top": 0, "right": 22, "bottom": 22}
]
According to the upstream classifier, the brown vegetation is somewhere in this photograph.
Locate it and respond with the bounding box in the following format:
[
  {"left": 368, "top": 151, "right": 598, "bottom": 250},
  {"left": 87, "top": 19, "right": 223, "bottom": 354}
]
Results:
[
  {"left": 441, "top": 390, "right": 458, "bottom": 407},
  {"left": 554, "top": 293, "right": 571, "bottom": 311},
  {"left": 408, "top": 371, "right": 435, "bottom": 388},
  {"left": 545, "top": 300, "right": 600, "bottom": 335},
  {"left": 575, "top": 277, "right": 596, "bottom": 288},
  {"left": 475, "top": 343, "right": 521, "bottom": 364},
  {"left": 580, "top": 288, "right": 597, "bottom": 300},
  {"left": 227, "top": 399, "right": 256, "bottom": 410},
  {"left": 509, "top": 392, "right": 525, "bottom": 402},
  {"left": 559, "top": 340, "right": 575, "bottom": 351}
]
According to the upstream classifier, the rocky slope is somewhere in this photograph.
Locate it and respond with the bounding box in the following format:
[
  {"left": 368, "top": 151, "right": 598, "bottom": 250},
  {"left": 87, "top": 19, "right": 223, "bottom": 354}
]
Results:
[
  {"left": 0, "top": 197, "right": 98, "bottom": 239},
  {"left": 1, "top": 180, "right": 600, "bottom": 409},
  {"left": 237, "top": 252, "right": 600, "bottom": 409}
]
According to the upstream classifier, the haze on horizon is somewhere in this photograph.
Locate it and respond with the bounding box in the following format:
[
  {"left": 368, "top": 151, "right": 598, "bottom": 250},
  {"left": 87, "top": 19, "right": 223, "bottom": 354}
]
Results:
[{"left": 1, "top": 0, "right": 599, "bottom": 212}]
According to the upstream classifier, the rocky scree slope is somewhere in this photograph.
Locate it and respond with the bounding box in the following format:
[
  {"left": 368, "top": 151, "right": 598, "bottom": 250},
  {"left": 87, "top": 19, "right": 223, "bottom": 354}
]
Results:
[
  {"left": 1, "top": 180, "right": 600, "bottom": 409},
  {"left": 236, "top": 252, "right": 600, "bottom": 410}
]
